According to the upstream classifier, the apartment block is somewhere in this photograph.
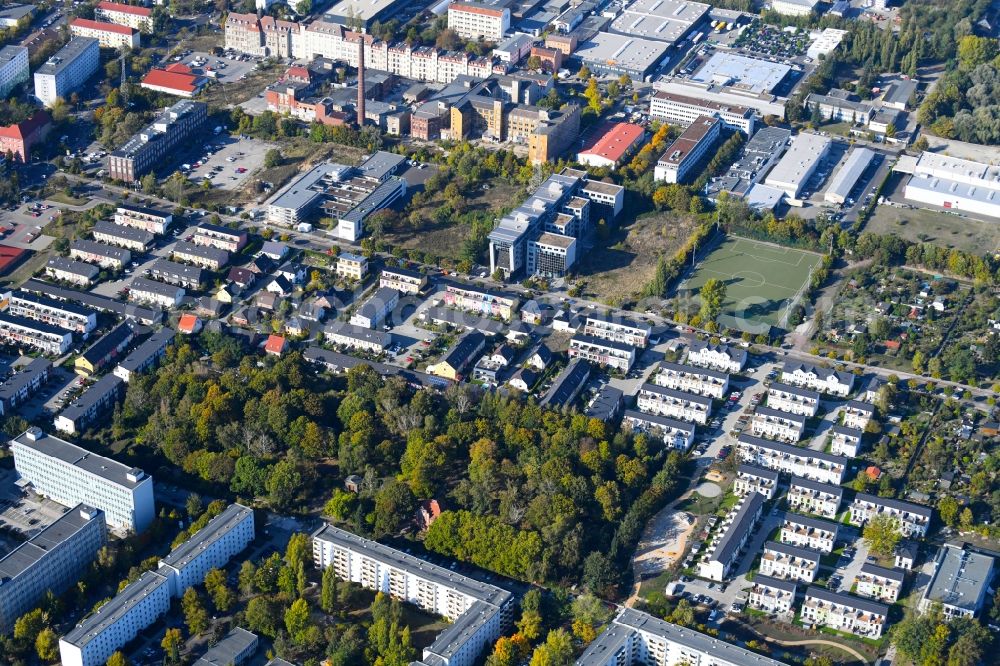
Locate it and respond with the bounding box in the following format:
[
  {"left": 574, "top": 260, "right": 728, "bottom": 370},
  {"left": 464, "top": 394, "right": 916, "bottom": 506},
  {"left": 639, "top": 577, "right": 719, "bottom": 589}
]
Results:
[
  {"left": 0, "top": 505, "right": 107, "bottom": 633},
  {"left": 781, "top": 362, "right": 854, "bottom": 397},
  {"left": 801, "top": 587, "right": 888, "bottom": 639},
  {"left": 7, "top": 290, "right": 97, "bottom": 334},
  {"left": 750, "top": 406, "right": 805, "bottom": 442},
  {"left": 312, "top": 523, "right": 513, "bottom": 666},
  {"left": 335, "top": 253, "right": 368, "bottom": 281},
  {"left": 33, "top": 37, "right": 100, "bottom": 107},
  {"left": 649, "top": 90, "right": 756, "bottom": 134},
  {"left": 46, "top": 256, "right": 99, "bottom": 287},
  {"left": 582, "top": 313, "right": 650, "bottom": 347},
  {"left": 193, "top": 223, "right": 247, "bottom": 253},
  {"left": 158, "top": 504, "right": 255, "bottom": 597},
  {"left": 830, "top": 425, "right": 864, "bottom": 457},
  {"left": 94, "top": 1, "right": 152, "bottom": 32},
  {"left": 114, "top": 204, "right": 172, "bottom": 234},
  {"left": 686, "top": 340, "right": 747, "bottom": 373},
  {"left": 0, "top": 357, "right": 51, "bottom": 416},
  {"left": 621, "top": 410, "right": 695, "bottom": 451},
  {"left": 114, "top": 328, "right": 173, "bottom": 382},
  {"left": 569, "top": 334, "right": 636, "bottom": 372},
  {"left": 652, "top": 360, "right": 729, "bottom": 399},
  {"left": 350, "top": 287, "right": 399, "bottom": 329},
  {"left": 855, "top": 563, "right": 904, "bottom": 603},
  {"left": 759, "top": 541, "right": 820, "bottom": 583},
  {"left": 842, "top": 400, "right": 874, "bottom": 430},
  {"left": 70, "top": 239, "right": 131, "bottom": 271},
  {"left": 787, "top": 477, "right": 843, "bottom": 519},
  {"left": 147, "top": 259, "right": 205, "bottom": 289},
  {"left": 172, "top": 241, "right": 230, "bottom": 271},
  {"left": 443, "top": 283, "right": 519, "bottom": 320},
  {"left": 748, "top": 575, "right": 797, "bottom": 615},
  {"left": 92, "top": 220, "right": 154, "bottom": 251},
  {"left": 0, "top": 312, "right": 73, "bottom": 354},
  {"left": 636, "top": 383, "right": 711, "bottom": 425},
  {"left": 11, "top": 427, "right": 155, "bottom": 532},
  {"left": 69, "top": 18, "right": 139, "bottom": 49},
  {"left": 109, "top": 100, "right": 207, "bottom": 183},
  {"left": 448, "top": 2, "right": 510, "bottom": 41},
  {"left": 54, "top": 374, "right": 125, "bottom": 435},
  {"left": 919, "top": 544, "right": 994, "bottom": 619},
  {"left": 780, "top": 513, "right": 839, "bottom": 553},
  {"left": 737, "top": 435, "right": 848, "bottom": 485},
  {"left": 698, "top": 492, "right": 765, "bottom": 582},
  {"left": 380, "top": 266, "right": 427, "bottom": 294},
  {"left": 733, "top": 464, "right": 779, "bottom": 499},
  {"left": 767, "top": 382, "right": 820, "bottom": 417},
  {"left": 849, "top": 493, "right": 932, "bottom": 538},
  {"left": 0, "top": 45, "right": 28, "bottom": 98},
  {"left": 128, "top": 277, "right": 184, "bottom": 309}
]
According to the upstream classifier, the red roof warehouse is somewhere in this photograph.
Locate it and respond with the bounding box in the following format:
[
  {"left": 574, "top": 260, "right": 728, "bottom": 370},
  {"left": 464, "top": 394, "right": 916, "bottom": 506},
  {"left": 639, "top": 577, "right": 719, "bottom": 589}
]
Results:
[
  {"left": 576, "top": 122, "right": 646, "bottom": 170},
  {"left": 141, "top": 65, "right": 205, "bottom": 97}
]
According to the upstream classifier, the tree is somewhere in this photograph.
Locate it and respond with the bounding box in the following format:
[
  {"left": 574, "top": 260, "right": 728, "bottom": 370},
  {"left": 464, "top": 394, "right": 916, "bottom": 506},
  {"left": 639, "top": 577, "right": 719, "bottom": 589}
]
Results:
[
  {"left": 264, "top": 148, "right": 282, "bottom": 168},
  {"left": 959, "top": 507, "right": 974, "bottom": 532},
  {"left": 863, "top": 514, "right": 901, "bottom": 557},
  {"left": 13, "top": 608, "right": 47, "bottom": 643},
  {"left": 105, "top": 651, "right": 129, "bottom": 666},
  {"left": 528, "top": 628, "right": 574, "bottom": 666},
  {"left": 295, "top": 0, "right": 312, "bottom": 13},
  {"left": 161, "top": 628, "right": 183, "bottom": 664},
  {"left": 938, "top": 496, "right": 959, "bottom": 527},
  {"left": 699, "top": 278, "right": 727, "bottom": 323},
  {"left": 324, "top": 488, "right": 357, "bottom": 520},
  {"left": 526, "top": 55, "right": 542, "bottom": 70},
  {"left": 244, "top": 596, "right": 279, "bottom": 637},
  {"left": 181, "top": 587, "right": 209, "bottom": 635},
  {"left": 238, "top": 560, "right": 257, "bottom": 596},
  {"left": 371, "top": 478, "right": 415, "bottom": 537},
  {"left": 321, "top": 564, "right": 339, "bottom": 613},
  {"left": 204, "top": 568, "right": 236, "bottom": 612},
  {"left": 285, "top": 597, "right": 310, "bottom": 638},
  {"left": 36, "top": 627, "right": 59, "bottom": 662},
  {"left": 186, "top": 492, "right": 203, "bottom": 519}
]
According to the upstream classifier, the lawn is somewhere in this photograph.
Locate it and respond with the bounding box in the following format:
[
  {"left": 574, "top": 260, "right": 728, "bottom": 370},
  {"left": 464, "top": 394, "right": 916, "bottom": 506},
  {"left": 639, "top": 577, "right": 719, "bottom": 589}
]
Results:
[
  {"left": 865, "top": 202, "right": 1000, "bottom": 256},
  {"left": 677, "top": 236, "right": 823, "bottom": 331}
]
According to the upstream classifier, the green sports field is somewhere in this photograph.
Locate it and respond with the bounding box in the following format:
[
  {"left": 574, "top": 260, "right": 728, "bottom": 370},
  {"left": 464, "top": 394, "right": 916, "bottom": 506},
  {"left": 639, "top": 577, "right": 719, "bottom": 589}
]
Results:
[{"left": 678, "top": 236, "right": 823, "bottom": 331}]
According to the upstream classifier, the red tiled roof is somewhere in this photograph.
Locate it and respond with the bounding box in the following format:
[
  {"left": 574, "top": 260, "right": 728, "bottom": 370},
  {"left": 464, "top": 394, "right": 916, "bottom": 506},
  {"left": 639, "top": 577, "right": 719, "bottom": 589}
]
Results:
[
  {"left": 165, "top": 62, "right": 192, "bottom": 74},
  {"left": 449, "top": 2, "right": 506, "bottom": 17},
  {"left": 578, "top": 122, "right": 645, "bottom": 162},
  {"left": 141, "top": 68, "right": 200, "bottom": 94},
  {"left": 265, "top": 334, "right": 286, "bottom": 355},
  {"left": 70, "top": 17, "right": 135, "bottom": 35},
  {"left": 178, "top": 313, "right": 200, "bottom": 333},
  {"left": 285, "top": 66, "right": 310, "bottom": 81},
  {"left": 96, "top": 1, "right": 151, "bottom": 17},
  {"left": 0, "top": 111, "right": 50, "bottom": 141},
  {"left": 0, "top": 244, "right": 28, "bottom": 276}
]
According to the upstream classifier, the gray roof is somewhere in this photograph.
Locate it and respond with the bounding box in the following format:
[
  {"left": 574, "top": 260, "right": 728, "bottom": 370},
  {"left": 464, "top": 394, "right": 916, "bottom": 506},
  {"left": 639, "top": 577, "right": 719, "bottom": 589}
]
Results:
[
  {"left": 161, "top": 504, "right": 253, "bottom": 570},
  {"left": 357, "top": 150, "right": 406, "bottom": 181},
  {"left": 173, "top": 241, "right": 229, "bottom": 266},
  {"left": 0, "top": 504, "right": 103, "bottom": 582},
  {"left": 753, "top": 574, "right": 798, "bottom": 594},
  {"left": 782, "top": 361, "right": 854, "bottom": 386},
  {"left": 355, "top": 286, "right": 398, "bottom": 320},
  {"left": 47, "top": 256, "right": 99, "bottom": 280},
  {"left": 269, "top": 162, "right": 345, "bottom": 211},
  {"left": 763, "top": 540, "right": 820, "bottom": 564},
  {"left": 860, "top": 562, "right": 905, "bottom": 583},
  {"left": 639, "top": 382, "right": 713, "bottom": 407},
  {"left": 585, "top": 385, "right": 623, "bottom": 421},
  {"left": 788, "top": 476, "right": 844, "bottom": 498},
  {"left": 194, "top": 627, "right": 257, "bottom": 666},
  {"left": 738, "top": 434, "right": 849, "bottom": 467},
  {"left": 622, "top": 409, "right": 695, "bottom": 434},
  {"left": 93, "top": 220, "right": 154, "bottom": 246},
  {"left": 712, "top": 492, "right": 765, "bottom": 566},
  {"left": 10, "top": 289, "right": 94, "bottom": 318},
  {"left": 117, "top": 203, "right": 171, "bottom": 220},
  {"left": 0, "top": 357, "right": 52, "bottom": 404},
  {"left": 149, "top": 258, "right": 206, "bottom": 284},
  {"left": 882, "top": 79, "right": 917, "bottom": 106},
  {"left": 768, "top": 381, "right": 821, "bottom": 401},
  {"left": 826, "top": 148, "right": 876, "bottom": 202},
  {"left": 804, "top": 586, "right": 889, "bottom": 616},
  {"left": 438, "top": 331, "right": 486, "bottom": 373},
  {"left": 35, "top": 37, "right": 97, "bottom": 77},
  {"left": 542, "top": 359, "right": 591, "bottom": 408},
  {"left": 0, "top": 311, "right": 69, "bottom": 336},
  {"left": 783, "top": 512, "right": 839, "bottom": 534},
  {"left": 831, "top": 424, "right": 863, "bottom": 438},
  {"left": 324, "top": 321, "right": 391, "bottom": 347},
  {"left": 57, "top": 374, "right": 124, "bottom": 426},
  {"left": 303, "top": 347, "right": 448, "bottom": 389},
  {"left": 737, "top": 464, "right": 780, "bottom": 483},
  {"left": 117, "top": 328, "right": 173, "bottom": 373},
  {"left": 71, "top": 239, "right": 131, "bottom": 263},
  {"left": 422, "top": 599, "right": 505, "bottom": 664},
  {"left": 754, "top": 406, "right": 806, "bottom": 424},
  {"left": 12, "top": 427, "right": 146, "bottom": 488},
  {"left": 423, "top": 306, "right": 505, "bottom": 335},
  {"left": 0, "top": 4, "right": 33, "bottom": 22},
  {"left": 571, "top": 332, "right": 635, "bottom": 354},
  {"left": 20, "top": 279, "right": 161, "bottom": 325},
  {"left": 586, "top": 312, "right": 650, "bottom": 333},
  {"left": 689, "top": 339, "right": 748, "bottom": 363},
  {"left": 80, "top": 320, "right": 135, "bottom": 365},
  {"left": 853, "top": 492, "right": 932, "bottom": 519},
  {"left": 846, "top": 399, "right": 875, "bottom": 414},
  {"left": 922, "top": 545, "right": 994, "bottom": 613},
  {"left": 62, "top": 570, "right": 168, "bottom": 647},
  {"left": 130, "top": 276, "right": 184, "bottom": 299},
  {"left": 659, "top": 359, "right": 728, "bottom": 381}
]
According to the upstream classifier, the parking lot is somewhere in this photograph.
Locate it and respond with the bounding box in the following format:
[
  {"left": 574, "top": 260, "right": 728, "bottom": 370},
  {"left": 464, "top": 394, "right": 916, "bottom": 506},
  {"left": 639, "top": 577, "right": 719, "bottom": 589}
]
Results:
[
  {"left": 18, "top": 364, "right": 82, "bottom": 421},
  {"left": 173, "top": 50, "right": 259, "bottom": 85},
  {"left": 181, "top": 136, "right": 275, "bottom": 191}
]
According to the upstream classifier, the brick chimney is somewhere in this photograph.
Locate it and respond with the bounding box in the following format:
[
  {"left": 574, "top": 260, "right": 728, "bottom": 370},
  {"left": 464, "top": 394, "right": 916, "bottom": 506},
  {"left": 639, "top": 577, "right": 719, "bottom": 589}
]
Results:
[{"left": 357, "top": 31, "right": 366, "bottom": 128}]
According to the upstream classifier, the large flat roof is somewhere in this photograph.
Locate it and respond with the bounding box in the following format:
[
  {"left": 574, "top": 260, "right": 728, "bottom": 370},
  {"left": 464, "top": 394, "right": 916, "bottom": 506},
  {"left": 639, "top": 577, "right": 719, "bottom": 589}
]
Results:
[
  {"left": 12, "top": 427, "right": 145, "bottom": 488},
  {"left": 691, "top": 51, "right": 791, "bottom": 95},
  {"left": 608, "top": 0, "right": 708, "bottom": 44},
  {"left": 195, "top": 627, "right": 257, "bottom": 666},
  {"left": 922, "top": 545, "right": 995, "bottom": 613},
  {"left": 161, "top": 503, "right": 252, "bottom": 570},
  {"left": 324, "top": 0, "right": 405, "bottom": 22},
  {"left": 708, "top": 126, "right": 791, "bottom": 197},
  {"left": 62, "top": 570, "right": 168, "bottom": 647},
  {"left": 764, "top": 132, "right": 831, "bottom": 191},
  {"left": 0, "top": 504, "right": 102, "bottom": 582},
  {"left": 35, "top": 37, "right": 97, "bottom": 77},
  {"left": 826, "top": 147, "right": 876, "bottom": 201},
  {"left": 576, "top": 31, "right": 670, "bottom": 75}
]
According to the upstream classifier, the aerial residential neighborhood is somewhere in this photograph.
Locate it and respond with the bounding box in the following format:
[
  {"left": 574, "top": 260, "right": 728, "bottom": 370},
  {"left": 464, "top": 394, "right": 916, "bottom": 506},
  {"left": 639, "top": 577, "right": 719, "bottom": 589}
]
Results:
[{"left": 0, "top": 0, "right": 992, "bottom": 665}]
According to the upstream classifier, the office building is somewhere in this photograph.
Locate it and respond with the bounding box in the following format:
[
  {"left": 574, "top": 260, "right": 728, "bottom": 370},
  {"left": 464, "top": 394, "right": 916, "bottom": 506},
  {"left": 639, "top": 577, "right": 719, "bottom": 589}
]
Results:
[
  {"left": 0, "top": 45, "right": 28, "bottom": 98},
  {"left": 54, "top": 374, "right": 125, "bottom": 435},
  {"left": 114, "top": 328, "right": 173, "bottom": 382},
  {"left": 569, "top": 334, "right": 636, "bottom": 372},
  {"left": 115, "top": 205, "right": 172, "bottom": 234},
  {"left": 764, "top": 133, "right": 832, "bottom": 199},
  {"left": 787, "top": 477, "right": 843, "bottom": 519},
  {"left": 621, "top": 410, "right": 695, "bottom": 451},
  {"left": 904, "top": 151, "right": 1000, "bottom": 220},
  {"left": 748, "top": 575, "right": 797, "bottom": 615},
  {"left": 69, "top": 18, "right": 139, "bottom": 49},
  {"left": 158, "top": 504, "right": 255, "bottom": 597},
  {"left": 649, "top": 90, "right": 756, "bottom": 135},
  {"left": 780, "top": 513, "right": 838, "bottom": 553},
  {"left": 46, "top": 256, "right": 99, "bottom": 287},
  {"left": 0, "top": 505, "right": 107, "bottom": 633},
  {"left": 108, "top": 100, "right": 207, "bottom": 183},
  {"left": 737, "top": 435, "right": 847, "bottom": 485},
  {"left": 583, "top": 313, "right": 650, "bottom": 347},
  {"left": 128, "top": 277, "right": 184, "bottom": 308},
  {"left": 380, "top": 266, "right": 427, "bottom": 294},
  {"left": 0, "top": 357, "right": 52, "bottom": 416},
  {"left": 33, "top": 37, "right": 100, "bottom": 107},
  {"left": 448, "top": 1, "right": 510, "bottom": 41},
  {"left": 698, "top": 492, "right": 765, "bottom": 581},
  {"left": 654, "top": 115, "right": 722, "bottom": 184},
  {"left": 685, "top": 340, "right": 747, "bottom": 373},
  {"left": 11, "top": 427, "right": 155, "bottom": 532},
  {"left": 759, "top": 540, "right": 819, "bottom": 583},
  {"left": 733, "top": 464, "right": 779, "bottom": 499},
  {"left": 781, "top": 362, "right": 854, "bottom": 397},
  {"left": 95, "top": 1, "right": 152, "bottom": 31},
  {"left": 849, "top": 493, "right": 932, "bottom": 538},
  {"left": 636, "top": 383, "right": 711, "bottom": 425},
  {"left": 0, "top": 312, "right": 73, "bottom": 354},
  {"left": 767, "top": 382, "right": 820, "bottom": 417},
  {"left": 312, "top": 524, "right": 514, "bottom": 666},
  {"left": 653, "top": 361, "right": 730, "bottom": 399},
  {"left": 7, "top": 290, "right": 97, "bottom": 334},
  {"left": 750, "top": 406, "right": 806, "bottom": 442},
  {"left": 824, "top": 147, "right": 875, "bottom": 204},
  {"left": 70, "top": 239, "right": 131, "bottom": 271},
  {"left": 526, "top": 232, "right": 576, "bottom": 277},
  {"left": 919, "top": 544, "right": 994, "bottom": 618},
  {"left": 801, "top": 587, "right": 888, "bottom": 639},
  {"left": 855, "top": 563, "right": 904, "bottom": 603}
]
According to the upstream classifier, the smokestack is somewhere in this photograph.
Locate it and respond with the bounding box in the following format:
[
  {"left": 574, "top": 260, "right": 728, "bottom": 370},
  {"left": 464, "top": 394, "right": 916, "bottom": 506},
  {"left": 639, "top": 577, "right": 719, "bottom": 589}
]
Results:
[{"left": 357, "top": 30, "right": 366, "bottom": 128}]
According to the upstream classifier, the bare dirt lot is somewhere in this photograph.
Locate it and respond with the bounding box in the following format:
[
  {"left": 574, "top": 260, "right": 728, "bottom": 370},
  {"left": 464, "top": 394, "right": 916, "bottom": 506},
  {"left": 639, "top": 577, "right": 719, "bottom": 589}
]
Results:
[
  {"left": 866, "top": 203, "right": 1000, "bottom": 255},
  {"left": 577, "top": 209, "right": 702, "bottom": 306}
]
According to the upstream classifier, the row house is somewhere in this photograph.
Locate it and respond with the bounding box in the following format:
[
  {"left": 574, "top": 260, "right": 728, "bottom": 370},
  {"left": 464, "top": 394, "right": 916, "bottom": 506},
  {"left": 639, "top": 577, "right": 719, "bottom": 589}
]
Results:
[
  {"left": 114, "top": 328, "right": 173, "bottom": 383},
  {"left": 759, "top": 541, "right": 820, "bottom": 583},
  {"left": 442, "top": 283, "right": 519, "bottom": 320},
  {"left": 147, "top": 259, "right": 206, "bottom": 290},
  {"left": 787, "top": 477, "right": 844, "bottom": 519},
  {"left": 380, "top": 266, "right": 427, "bottom": 295},
  {"left": 781, "top": 362, "right": 854, "bottom": 397},
  {"left": 324, "top": 322, "right": 391, "bottom": 353},
  {"left": 74, "top": 321, "right": 135, "bottom": 376},
  {"left": 114, "top": 204, "right": 172, "bottom": 235},
  {"left": 172, "top": 241, "right": 230, "bottom": 271},
  {"left": 830, "top": 425, "right": 864, "bottom": 457},
  {"left": 849, "top": 493, "right": 932, "bottom": 538},
  {"left": 636, "top": 383, "right": 711, "bottom": 425},
  {"left": 685, "top": 340, "right": 747, "bottom": 373},
  {"left": 46, "top": 257, "right": 98, "bottom": 287},
  {"left": 736, "top": 435, "right": 848, "bottom": 485},
  {"left": 767, "top": 382, "right": 820, "bottom": 417},
  {"left": 92, "top": 220, "right": 154, "bottom": 252},
  {"left": 748, "top": 575, "right": 797, "bottom": 615},
  {"left": 621, "top": 410, "right": 695, "bottom": 451},
  {"left": 0, "top": 357, "right": 52, "bottom": 416},
  {"left": 733, "top": 464, "right": 779, "bottom": 499},
  {"left": 780, "top": 513, "right": 839, "bottom": 553},
  {"left": 843, "top": 400, "right": 875, "bottom": 430},
  {"left": 855, "top": 563, "right": 904, "bottom": 603},
  {"left": 193, "top": 224, "right": 247, "bottom": 253},
  {"left": 54, "top": 374, "right": 125, "bottom": 435},
  {"left": 582, "top": 313, "right": 650, "bottom": 348},
  {"left": 750, "top": 406, "right": 806, "bottom": 442},
  {"left": 7, "top": 290, "right": 96, "bottom": 334},
  {"left": 70, "top": 240, "right": 131, "bottom": 271},
  {"left": 128, "top": 277, "right": 184, "bottom": 309},
  {"left": 802, "top": 587, "right": 888, "bottom": 639},
  {"left": 653, "top": 361, "right": 730, "bottom": 399},
  {"left": 698, "top": 492, "right": 765, "bottom": 582},
  {"left": 568, "top": 334, "right": 636, "bottom": 373},
  {"left": 0, "top": 314, "right": 72, "bottom": 354}
]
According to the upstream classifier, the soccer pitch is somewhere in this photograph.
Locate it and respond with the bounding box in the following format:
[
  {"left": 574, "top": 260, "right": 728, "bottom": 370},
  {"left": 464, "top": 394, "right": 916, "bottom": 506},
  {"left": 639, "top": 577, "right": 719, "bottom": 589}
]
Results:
[{"left": 678, "top": 236, "right": 823, "bottom": 331}]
